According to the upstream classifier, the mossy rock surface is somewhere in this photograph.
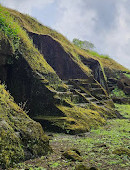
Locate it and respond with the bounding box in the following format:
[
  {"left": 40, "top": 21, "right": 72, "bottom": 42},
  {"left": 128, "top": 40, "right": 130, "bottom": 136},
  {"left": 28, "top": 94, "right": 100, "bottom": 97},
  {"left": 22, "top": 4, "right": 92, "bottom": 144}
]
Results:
[
  {"left": 62, "top": 150, "right": 83, "bottom": 162},
  {"left": 0, "top": 84, "right": 51, "bottom": 168}
]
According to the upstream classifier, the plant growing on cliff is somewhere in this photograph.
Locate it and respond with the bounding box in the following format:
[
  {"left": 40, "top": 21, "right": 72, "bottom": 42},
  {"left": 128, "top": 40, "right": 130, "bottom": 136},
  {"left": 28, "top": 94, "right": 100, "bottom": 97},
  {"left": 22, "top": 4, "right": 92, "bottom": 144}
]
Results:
[{"left": 0, "top": 7, "right": 20, "bottom": 55}]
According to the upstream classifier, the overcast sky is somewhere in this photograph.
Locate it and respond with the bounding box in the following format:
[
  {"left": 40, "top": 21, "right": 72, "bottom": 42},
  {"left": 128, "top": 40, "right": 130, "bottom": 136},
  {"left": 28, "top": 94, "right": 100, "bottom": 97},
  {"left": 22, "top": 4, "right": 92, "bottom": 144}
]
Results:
[{"left": 0, "top": 0, "right": 130, "bottom": 69}]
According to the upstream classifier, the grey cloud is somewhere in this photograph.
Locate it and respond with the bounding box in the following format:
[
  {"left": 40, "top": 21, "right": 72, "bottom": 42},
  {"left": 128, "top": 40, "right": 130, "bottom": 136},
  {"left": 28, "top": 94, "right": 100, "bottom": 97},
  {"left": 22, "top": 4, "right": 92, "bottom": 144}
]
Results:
[
  {"left": 79, "top": 0, "right": 118, "bottom": 32},
  {"left": 54, "top": 0, "right": 130, "bottom": 68}
]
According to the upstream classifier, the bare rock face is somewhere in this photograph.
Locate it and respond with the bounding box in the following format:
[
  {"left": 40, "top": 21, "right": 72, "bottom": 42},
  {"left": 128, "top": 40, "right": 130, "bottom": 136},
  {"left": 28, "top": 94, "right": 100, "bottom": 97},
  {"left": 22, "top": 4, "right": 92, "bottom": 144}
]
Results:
[
  {"left": 79, "top": 55, "right": 108, "bottom": 90},
  {"left": 28, "top": 32, "right": 89, "bottom": 80},
  {"left": 0, "top": 33, "right": 14, "bottom": 82},
  {"left": 0, "top": 84, "right": 52, "bottom": 169},
  {"left": 28, "top": 32, "right": 108, "bottom": 91}
]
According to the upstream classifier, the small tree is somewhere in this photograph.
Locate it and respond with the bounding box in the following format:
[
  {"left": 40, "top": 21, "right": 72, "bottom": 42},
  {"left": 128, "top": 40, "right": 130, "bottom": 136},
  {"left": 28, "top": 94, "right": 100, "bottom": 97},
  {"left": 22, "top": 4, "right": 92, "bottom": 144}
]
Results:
[{"left": 73, "top": 38, "right": 95, "bottom": 51}]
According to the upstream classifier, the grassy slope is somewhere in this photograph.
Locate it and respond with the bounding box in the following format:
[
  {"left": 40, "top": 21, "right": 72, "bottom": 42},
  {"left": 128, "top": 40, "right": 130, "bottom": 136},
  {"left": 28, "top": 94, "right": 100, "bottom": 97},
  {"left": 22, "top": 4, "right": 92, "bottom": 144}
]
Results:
[
  {"left": 0, "top": 5, "right": 61, "bottom": 89},
  {"left": 5, "top": 6, "right": 129, "bottom": 74}
]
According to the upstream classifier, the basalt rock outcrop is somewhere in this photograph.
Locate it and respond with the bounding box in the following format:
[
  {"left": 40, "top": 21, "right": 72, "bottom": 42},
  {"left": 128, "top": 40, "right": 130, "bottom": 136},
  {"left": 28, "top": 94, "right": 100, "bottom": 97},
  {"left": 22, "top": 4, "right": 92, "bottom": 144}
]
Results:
[
  {"left": 0, "top": 4, "right": 129, "bottom": 168},
  {"left": 28, "top": 32, "right": 108, "bottom": 90},
  {"left": 28, "top": 32, "right": 89, "bottom": 80},
  {"left": 0, "top": 5, "right": 124, "bottom": 133}
]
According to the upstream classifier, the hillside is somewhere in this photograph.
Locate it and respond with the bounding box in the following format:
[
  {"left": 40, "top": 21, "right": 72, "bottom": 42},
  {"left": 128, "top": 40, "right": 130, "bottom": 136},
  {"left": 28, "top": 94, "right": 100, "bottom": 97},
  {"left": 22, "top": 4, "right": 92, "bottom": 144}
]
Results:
[{"left": 0, "top": 4, "right": 130, "bottom": 168}]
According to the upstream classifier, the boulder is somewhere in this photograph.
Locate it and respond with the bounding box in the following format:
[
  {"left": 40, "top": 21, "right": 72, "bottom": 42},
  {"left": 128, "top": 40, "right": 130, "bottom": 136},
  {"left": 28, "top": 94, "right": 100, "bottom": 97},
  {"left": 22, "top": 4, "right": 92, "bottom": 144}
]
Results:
[
  {"left": 62, "top": 149, "right": 82, "bottom": 162},
  {"left": 0, "top": 84, "right": 51, "bottom": 168}
]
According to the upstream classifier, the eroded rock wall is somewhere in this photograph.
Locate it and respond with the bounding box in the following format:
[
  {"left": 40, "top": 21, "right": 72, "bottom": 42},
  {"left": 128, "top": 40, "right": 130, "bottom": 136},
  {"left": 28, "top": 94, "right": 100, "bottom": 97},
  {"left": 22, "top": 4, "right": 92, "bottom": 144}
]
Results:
[
  {"left": 28, "top": 32, "right": 88, "bottom": 80},
  {"left": 0, "top": 35, "right": 64, "bottom": 117},
  {"left": 79, "top": 56, "right": 108, "bottom": 90}
]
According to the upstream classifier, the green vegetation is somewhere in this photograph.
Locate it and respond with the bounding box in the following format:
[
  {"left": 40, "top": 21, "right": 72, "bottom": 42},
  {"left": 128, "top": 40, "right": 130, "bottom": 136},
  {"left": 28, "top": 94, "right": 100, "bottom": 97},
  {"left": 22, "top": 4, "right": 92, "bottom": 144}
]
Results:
[
  {"left": 13, "top": 104, "right": 130, "bottom": 170},
  {"left": 0, "top": 6, "right": 20, "bottom": 52},
  {"left": 6, "top": 5, "right": 127, "bottom": 75},
  {"left": 124, "top": 73, "right": 130, "bottom": 78},
  {"left": 87, "top": 50, "right": 110, "bottom": 59},
  {"left": 2, "top": 4, "right": 128, "bottom": 77},
  {"left": 2, "top": 4, "right": 128, "bottom": 75},
  {"left": 114, "top": 104, "right": 130, "bottom": 118},
  {"left": 0, "top": 5, "right": 62, "bottom": 89},
  {"left": 6, "top": 7, "right": 72, "bottom": 47},
  {"left": 110, "top": 87, "right": 126, "bottom": 97},
  {"left": 57, "top": 105, "right": 106, "bottom": 133},
  {"left": 0, "top": 4, "right": 111, "bottom": 137}
]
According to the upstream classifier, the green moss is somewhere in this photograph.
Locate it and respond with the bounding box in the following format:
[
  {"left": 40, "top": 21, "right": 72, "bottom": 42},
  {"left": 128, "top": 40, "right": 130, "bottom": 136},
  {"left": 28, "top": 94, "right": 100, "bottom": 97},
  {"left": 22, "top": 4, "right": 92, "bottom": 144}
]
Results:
[
  {"left": 0, "top": 84, "right": 51, "bottom": 168},
  {"left": 124, "top": 73, "right": 130, "bottom": 78},
  {"left": 110, "top": 87, "right": 126, "bottom": 97},
  {"left": 112, "top": 148, "right": 130, "bottom": 156},
  {"left": 0, "top": 7, "right": 20, "bottom": 55},
  {"left": 0, "top": 5, "right": 61, "bottom": 89},
  {"left": 57, "top": 105, "right": 106, "bottom": 133},
  {"left": 87, "top": 50, "right": 110, "bottom": 59},
  {"left": 2, "top": 4, "right": 129, "bottom": 78},
  {"left": 62, "top": 150, "right": 83, "bottom": 161},
  {"left": 115, "top": 104, "right": 130, "bottom": 118}
]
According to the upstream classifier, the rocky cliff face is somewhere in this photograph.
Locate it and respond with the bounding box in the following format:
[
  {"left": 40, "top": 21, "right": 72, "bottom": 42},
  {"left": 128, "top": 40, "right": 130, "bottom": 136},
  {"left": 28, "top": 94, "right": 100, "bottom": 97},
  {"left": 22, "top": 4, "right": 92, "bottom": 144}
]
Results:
[
  {"left": 0, "top": 32, "right": 65, "bottom": 118},
  {"left": 0, "top": 5, "right": 122, "bottom": 134},
  {"left": 0, "top": 5, "right": 127, "bottom": 168},
  {"left": 28, "top": 32, "right": 89, "bottom": 80},
  {"left": 28, "top": 32, "right": 108, "bottom": 90}
]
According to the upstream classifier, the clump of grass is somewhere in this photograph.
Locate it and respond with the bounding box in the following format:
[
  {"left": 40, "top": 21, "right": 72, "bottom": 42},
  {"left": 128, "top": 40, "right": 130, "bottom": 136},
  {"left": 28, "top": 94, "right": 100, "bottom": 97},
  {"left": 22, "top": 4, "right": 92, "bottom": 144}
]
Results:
[
  {"left": 0, "top": 5, "right": 20, "bottom": 55},
  {"left": 87, "top": 50, "right": 110, "bottom": 59},
  {"left": 124, "top": 73, "right": 130, "bottom": 78},
  {"left": 115, "top": 104, "right": 130, "bottom": 118},
  {"left": 110, "top": 88, "right": 126, "bottom": 97}
]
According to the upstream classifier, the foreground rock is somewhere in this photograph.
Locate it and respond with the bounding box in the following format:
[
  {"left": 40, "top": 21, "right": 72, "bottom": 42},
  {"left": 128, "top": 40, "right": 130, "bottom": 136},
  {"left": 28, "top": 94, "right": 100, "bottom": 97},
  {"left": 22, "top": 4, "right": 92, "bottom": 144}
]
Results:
[
  {"left": 62, "top": 149, "right": 82, "bottom": 162},
  {"left": 0, "top": 84, "right": 51, "bottom": 168}
]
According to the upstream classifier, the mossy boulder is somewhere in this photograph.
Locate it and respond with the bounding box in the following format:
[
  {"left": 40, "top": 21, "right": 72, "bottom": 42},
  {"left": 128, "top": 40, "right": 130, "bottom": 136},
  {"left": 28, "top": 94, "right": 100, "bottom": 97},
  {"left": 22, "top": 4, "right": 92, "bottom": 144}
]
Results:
[
  {"left": 62, "top": 150, "right": 83, "bottom": 162},
  {"left": 0, "top": 84, "right": 51, "bottom": 168}
]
